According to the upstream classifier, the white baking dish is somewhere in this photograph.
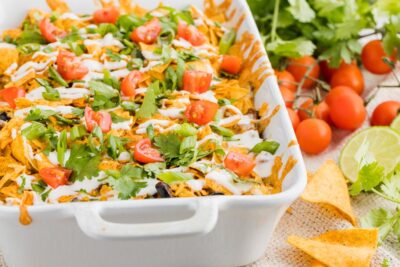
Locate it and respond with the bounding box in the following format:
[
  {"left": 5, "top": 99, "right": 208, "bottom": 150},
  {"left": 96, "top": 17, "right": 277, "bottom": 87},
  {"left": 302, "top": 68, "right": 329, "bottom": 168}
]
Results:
[{"left": 0, "top": 0, "right": 307, "bottom": 266}]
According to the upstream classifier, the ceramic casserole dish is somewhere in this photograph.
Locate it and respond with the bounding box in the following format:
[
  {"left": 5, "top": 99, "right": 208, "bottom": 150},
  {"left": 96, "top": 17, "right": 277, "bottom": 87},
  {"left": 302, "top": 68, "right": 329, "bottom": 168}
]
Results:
[{"left": 0, "top": 0, "right": 307, "bottom": 266}]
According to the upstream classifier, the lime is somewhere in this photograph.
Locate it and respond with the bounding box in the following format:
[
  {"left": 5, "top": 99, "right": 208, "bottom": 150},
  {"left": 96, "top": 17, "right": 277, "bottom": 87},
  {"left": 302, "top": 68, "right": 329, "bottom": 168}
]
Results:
[
  {"left": 339, "top": 127, "right": 400, "bottom": 182},
  {"left": 391, "top": 115, "right": 400, "bottom": 133}
]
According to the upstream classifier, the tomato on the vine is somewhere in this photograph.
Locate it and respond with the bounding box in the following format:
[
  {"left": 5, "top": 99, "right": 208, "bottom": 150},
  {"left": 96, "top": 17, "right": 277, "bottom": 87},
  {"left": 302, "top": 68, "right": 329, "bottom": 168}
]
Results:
[
  {"left": 371, "top": 101, "right": 400, "bottom": 126},
  {"left": 327, "top": 89, "right": 366, "bottom": 130},
  {"left": 296, "top": 118, "right": 332, "bottom": 154},
  {"left": 361, "top": 40, "right": 396, "bottom": 75},
  {"left": 279, "top": 86, "right": 295, "bottom": 108},
  {"left": 275, "top": 70, "right": 296, "bottom": 92},
  {"left": 298, "top": 99, "right": 330, "bottom": 124},
  {"left": 330, "top": 64, "right": 364, "bottom": 95},
  {"left": 319, "top": 60, "right": 356, "bottom": 82},
  {"left": 325, "top": 86, "right": 356, "bottom": 106},
  {"left": 287, "top": 108, "right": 300, "bottom": 130},
  {"left": 287, "top": 56, "right": 320, "bottom": 89}
]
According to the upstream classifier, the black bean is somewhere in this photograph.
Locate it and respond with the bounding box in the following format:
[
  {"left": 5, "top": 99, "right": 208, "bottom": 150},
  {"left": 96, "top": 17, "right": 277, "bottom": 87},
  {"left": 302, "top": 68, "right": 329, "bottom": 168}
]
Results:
[
  {"left": 156, "top": 182, "right": 173, "bottom": 198},
  {"left": 0, "top": 112, "right": 10, "bottom": 122},
  {"left": 210, "top": 192, "right": 224, "bottom": 196}
]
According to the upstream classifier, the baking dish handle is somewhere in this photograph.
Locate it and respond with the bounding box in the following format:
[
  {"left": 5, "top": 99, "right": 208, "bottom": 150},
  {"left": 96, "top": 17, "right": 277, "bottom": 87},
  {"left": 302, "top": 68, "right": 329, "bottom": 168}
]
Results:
[{"left": 74, "top": 199, "right": 218, "bottom": 240}]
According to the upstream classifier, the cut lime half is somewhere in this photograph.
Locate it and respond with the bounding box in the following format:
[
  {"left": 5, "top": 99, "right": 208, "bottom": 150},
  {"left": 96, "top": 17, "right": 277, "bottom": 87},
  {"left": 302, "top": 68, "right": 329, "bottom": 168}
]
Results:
[
  {"left": 391, "top": 115, "right": 400, "bottom": 133},
  {"left": 339, "top": 127, "right": 400, "bottom": 182}
]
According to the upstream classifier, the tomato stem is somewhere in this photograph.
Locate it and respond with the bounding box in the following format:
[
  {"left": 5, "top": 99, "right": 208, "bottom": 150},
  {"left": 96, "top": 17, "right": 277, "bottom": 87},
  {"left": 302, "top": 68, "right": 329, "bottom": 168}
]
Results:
[
  {"left": 293, "top": 61, "right": 318, "bottom": 109},
  {"left": 372, "top": 188, "right": 400, "bottom": 204}
]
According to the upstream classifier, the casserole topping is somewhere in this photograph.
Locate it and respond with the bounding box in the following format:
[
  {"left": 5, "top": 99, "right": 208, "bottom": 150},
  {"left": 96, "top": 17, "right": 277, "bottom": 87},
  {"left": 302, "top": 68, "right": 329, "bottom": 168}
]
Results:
[{"left": 0, "top": 0, "right": 294, "bottom": 211}]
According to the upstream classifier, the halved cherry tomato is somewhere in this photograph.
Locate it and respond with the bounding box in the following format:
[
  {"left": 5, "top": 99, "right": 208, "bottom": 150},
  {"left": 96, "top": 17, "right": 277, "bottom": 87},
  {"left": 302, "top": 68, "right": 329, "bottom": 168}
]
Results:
[
  {"left": 134, "top": 138, "right": 164, "bottom": 163},
  {"left": 325, "top": 86, "right": 356, "bottom": 106},
  {"left": 130, "top": 18, "right": 162, "bottom": 44},
  {"left": 296, "top": 118, "right": 332, "bottom": 155},
  {"left": 279, "top": 86, "right": 295, "bottom": 108},
  {"left": 287, "top": 56, "right": 320, "bottom": 89},
  {"left": 39, "top": 167, "right": 72, "bottom": 189},
  {"left": 183, "top": 70, "right": 212, "bottom": 93},
  {"left": 330, "top": 64, "right": 364, "bottom": 95},
  {"left": 93, "top": 6, "right": 120, "bottom": 24},
  {"left": 220, "top": 55, "right": 242, "bottom": 74},
  {"left": 39, "top": 18, "right": 66, "bottom": 43},
  {"left": 121, "top": 70, "right": 142, "bottom": 97},
  {"left": 328, "top": 90, "right": 366, "bottom": 130},
  {"left": 84, "top": 106, "right": 112, "bottom": 133},
  {"left": 177, "top": 21, "right": 206, "bottom": 46},
  {"left": 224, "top": 151, "right": 255, "bottom": 177},
  {"left": 0, "top": 87, "right": 25, "bottom": 108},
  {"left": 185, "top": 100, "right": 218, "bottom": 125},
  {"left": 361, "top": 40, "right": 396, "bottom": 75},
  {"left": 371, "top": 101, "right": 400, "bottom": 126},
  {"left": 56, "top": 50, "right": 89, "bottom": 80},
  {"left": 287, "top": 108, "right": 300, "bottom": 130},
  {"left": 298, "top": 99, "right": 331, "bottom": 124},
  {"left": 275, "top": 69, "right": 296, "bottom": 92}
]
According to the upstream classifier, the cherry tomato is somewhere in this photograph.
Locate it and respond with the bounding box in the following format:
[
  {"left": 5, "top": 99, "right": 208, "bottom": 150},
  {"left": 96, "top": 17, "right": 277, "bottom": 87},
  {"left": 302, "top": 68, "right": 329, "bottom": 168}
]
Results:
[
  {"left": 39, "top": 18, "right": 66, "bottom": 43},
  {"left": 287, "top": 56, "right": 320, "bottom": 89},
  {"left": 287, "top": 108, "right": 300, "bottom": 130},
  {"left": 275, "top": 69, "right": 296, "bottom": 92},
  {"left": 330, "top": 64, "right": 364, "bottom": 95},
  {"left": 134, "top": 138, "right": 164, "bottom": 163},
  {"left": 185, "top": 100, "right": 218, "bottom": 125},
  {"left": 56, "top": 50, "right": 88, "bottom": 80},
  {"left": 220, "top": 55, "right": 242, "bottom": 74},
  {"left": 183, "top": 70, "right": 212, "bottom": 93},
  {"left": 177, "top": 21, "right": 206, "bottom": 46},
  {"left": 279, "top": 86, "right": 295, "bottom": 108},
  {"left": 121, "top": 70, "right": 142, "bottom": 97},
  {"left": 130, "top": 18, "right": 162, "bottom": 44},
  {"left": 224, "top": 151, "right": 255, "bottom": 177},
  {"left": 361, "top": 40, "right": 396, "bottom": 75},
  {"left": 0, "top": 87, "right": 25, "bottom": 108},
  {"left": 328, "top": 90, "right": 366, "bottom": 130},
  {"left": 325, "top": 86, "right": 356, "bottom": 106},
  {"left": 93, "top": 6, "right": 120, "bottom": 24},
  {"left": 371, "top": 101, "right": 400, "bottom": 126},
  {"left": 84, "top": 106, "right": 112, "bottom": 133},
  {"left": 39, "top": 167, "right": 72, "bottom": 189},
  {"left": 319, "top": 60, "right": 356, "bottom": 82},
  {"left": 296, "top": 118, "right": 332, "bottom": 154},
  {"left": 298, "top": 99, "right": 330, "bottom": 124}
]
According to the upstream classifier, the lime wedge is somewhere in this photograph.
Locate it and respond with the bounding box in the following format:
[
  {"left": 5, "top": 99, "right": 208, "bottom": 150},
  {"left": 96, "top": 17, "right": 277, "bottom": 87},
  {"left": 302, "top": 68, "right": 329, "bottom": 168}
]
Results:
[
  {"left": 339, "top": 127, "right": 400, "bottom": 182},
  {"left": 391, "top": 115, "right": 400, "bottom": 133}
]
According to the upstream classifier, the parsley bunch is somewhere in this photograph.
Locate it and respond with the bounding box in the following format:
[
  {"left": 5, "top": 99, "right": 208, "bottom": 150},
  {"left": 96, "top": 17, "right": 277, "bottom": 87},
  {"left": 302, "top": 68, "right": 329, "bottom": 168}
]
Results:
[{"left": 248, "top": 0, "right": 400, "bottom": 68}]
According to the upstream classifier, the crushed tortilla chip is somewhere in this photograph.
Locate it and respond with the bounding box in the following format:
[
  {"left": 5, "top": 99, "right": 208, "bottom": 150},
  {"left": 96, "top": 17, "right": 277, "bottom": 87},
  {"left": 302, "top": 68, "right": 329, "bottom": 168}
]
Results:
[
  {"left": 288, "top": 228, "right": 379, "bottom": 267},
  {"left": 46, "top": 0, "right": 70, "bottom": 13},
  {"left": 301, "top": 160, "right": 357, "bottom": 226},
  {"left": 0, "top": 46, "right": 18, "bottom": 75}
]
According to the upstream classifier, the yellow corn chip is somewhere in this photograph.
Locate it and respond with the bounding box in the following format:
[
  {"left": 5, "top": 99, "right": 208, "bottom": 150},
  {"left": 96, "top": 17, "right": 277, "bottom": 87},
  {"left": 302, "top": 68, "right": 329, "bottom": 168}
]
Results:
[
  {"left": 46, "top": 0, "right": 70, "bottom": 13},
  {"left": 310, "top": 260, "right": 327, "bottom": 267},
  {"left": 301, "top": 160, "right": 357, "bottom": 226},
  {"left": 288, "top": 228, "right": 378, "bottom": 267},
  {"left": 0, "top": 46, "right": 18, "bottom": 75}
]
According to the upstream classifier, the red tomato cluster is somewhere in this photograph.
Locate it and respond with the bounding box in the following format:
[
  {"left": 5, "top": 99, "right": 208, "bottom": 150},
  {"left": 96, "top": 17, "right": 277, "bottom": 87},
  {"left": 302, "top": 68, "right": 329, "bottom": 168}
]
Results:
[{"left": 275, "top": 39, "right": 398, "bottom": 155}]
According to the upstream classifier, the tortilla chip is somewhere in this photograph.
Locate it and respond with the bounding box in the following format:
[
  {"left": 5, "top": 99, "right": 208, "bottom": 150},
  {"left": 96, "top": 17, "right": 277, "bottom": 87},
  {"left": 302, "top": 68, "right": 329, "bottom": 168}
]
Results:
[
  {"left": 301, "top": 160, "right": 357, "bottom": 226},
  {"left": 288, "top": 228, "right": 378, "bottom": 267},
  {"left": 46, "top": 0, "right": 70, "bottom": 13},
  {"left": 310, "top": 260, "right": 327, "bottom": 267},
  {"left": 0, "top": 47, "right": 18, "bottom": 75}
]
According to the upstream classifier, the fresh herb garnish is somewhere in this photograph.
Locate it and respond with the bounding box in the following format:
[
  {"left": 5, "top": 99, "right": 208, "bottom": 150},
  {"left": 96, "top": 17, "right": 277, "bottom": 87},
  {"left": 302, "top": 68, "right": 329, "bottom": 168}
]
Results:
[
  {"left": 107, "top": 165, "right": 147, "bottom": 199},
  {"left": 251, "top": 140, "right": 280, "bottom": 155},
  {"left": 49, "top": 66, "right": 68, "bottom": 87},
  {"left": 65, "top": 143, "right": 101, "bottom": 181}
]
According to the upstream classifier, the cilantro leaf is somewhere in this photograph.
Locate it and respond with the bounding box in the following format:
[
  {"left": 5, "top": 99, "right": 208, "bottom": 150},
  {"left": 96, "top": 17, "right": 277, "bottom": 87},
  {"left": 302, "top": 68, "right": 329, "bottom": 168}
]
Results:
[
  {"left": 65, "top": 144, "right": 101, "bottom": 181},
  {"left": 361, "top": 208, "right": 400, "bottom": 243},
  {"left": 136, "top": 84, "right": 157, "bottom": 119},
  {"left": 266, "top": 38, "right": 316, "bottom": 58},
  {"left": 89, "top": 80, "right": 120, "bottom": 110},
  {"left": 287, "top": 0, "right": 315, "bottom": 23},
  {"left": 349, "top": 162, "right": 385, "bottom": 196},
  {"left": 107, "top": 165, "right": 147, "bottom": 199},
  {"left": 21, "top": 122, "right": 48, "bottom": 140}
]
